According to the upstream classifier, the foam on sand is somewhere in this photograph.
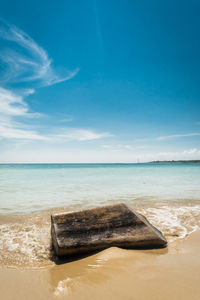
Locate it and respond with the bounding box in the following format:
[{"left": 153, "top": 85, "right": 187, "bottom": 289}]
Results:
[
  {"left": 139, "top": 205, "right": 200, "bottom": 241},
  {"left": 0, "top": 202, "right": 200, "bottom": 268}
]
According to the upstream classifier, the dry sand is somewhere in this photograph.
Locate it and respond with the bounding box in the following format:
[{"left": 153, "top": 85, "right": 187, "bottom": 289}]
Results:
[{"left": 1, "top": 230, "right": 200, "bottom": 300}]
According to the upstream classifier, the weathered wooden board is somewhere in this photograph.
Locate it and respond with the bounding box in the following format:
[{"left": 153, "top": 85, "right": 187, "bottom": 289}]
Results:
[{"left": 51, "top": 203, "right": 167, "bottom": 257}]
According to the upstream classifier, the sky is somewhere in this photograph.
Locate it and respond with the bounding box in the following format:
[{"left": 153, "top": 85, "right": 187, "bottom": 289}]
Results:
[{"left": 0, "top": 0, "right": 200, "bottom": 163}]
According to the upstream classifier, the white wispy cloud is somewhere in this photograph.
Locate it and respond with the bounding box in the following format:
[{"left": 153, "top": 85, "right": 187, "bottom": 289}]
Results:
[
  {"left": 0, "top": 122, "right": 48, "bottom": 140},
  {"left": 0, "top": 87, "right": 48, "bottom": 140},
  {"left": 0, "top": 87, "right": 112, "bottom": 141},
  {"left": 0, "top": 20, "right": 112, "bottom": 145},
  {"left": 0, "top": 87, "right": 32, "bottom": 116},
  {"left": 0, "top": 20, "right": 79, "bottom": 86},
  {"left": 102, "top": 144, "right": 145, "bottom": 151},
  {"left": 157, "top": 133, "right": 200, "bottom": 141},
  {"left": 135, "top": 132, "right": 200, "bottom": 143},
  {"left": 59, "top": 117, "right": 73, "bottom": 123},
  {"left": 155, "top": 148, "right": 200, "bottom": 159},
  {"left": 53, "top": 129, "right": 112, "bottom": 141}
]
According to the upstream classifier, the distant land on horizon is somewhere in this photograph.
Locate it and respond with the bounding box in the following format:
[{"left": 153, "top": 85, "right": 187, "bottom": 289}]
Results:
[{"left": 149, "top": 160, "right": 200, "bottom": 164}]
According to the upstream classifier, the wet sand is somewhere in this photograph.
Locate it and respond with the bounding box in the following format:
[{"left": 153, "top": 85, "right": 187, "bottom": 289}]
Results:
[{"left": 1, "top": 230, "right": 200, "bottom": 300}]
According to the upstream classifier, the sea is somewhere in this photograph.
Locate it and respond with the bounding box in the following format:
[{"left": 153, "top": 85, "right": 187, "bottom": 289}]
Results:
[{"left": 0, "top": 163, "right": 200, "bottom": 268}]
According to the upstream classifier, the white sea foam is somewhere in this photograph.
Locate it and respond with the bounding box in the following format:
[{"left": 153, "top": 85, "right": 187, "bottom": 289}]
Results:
[
  {"left": 0, "top": 220, "right": 50, "bottom": 267},
  {"left": 0, "top": 203, "right": 200, "bottom": 268},
  {"left": 139, "top": 205, "right": 200, "bottom": 241}
]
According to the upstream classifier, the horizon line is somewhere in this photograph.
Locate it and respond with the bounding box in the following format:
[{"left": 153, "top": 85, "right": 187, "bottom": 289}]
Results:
[{"left": 0, "top": 160, "right": 199, "bottom": 165}]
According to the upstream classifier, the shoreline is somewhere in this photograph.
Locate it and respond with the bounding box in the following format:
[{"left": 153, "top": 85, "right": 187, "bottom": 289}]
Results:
[
  {"left": 1, "top": 230, "right": 200, "bottom": 299},
  {"left": 1, "top": 201, "right": 200, "bottom": 269}
]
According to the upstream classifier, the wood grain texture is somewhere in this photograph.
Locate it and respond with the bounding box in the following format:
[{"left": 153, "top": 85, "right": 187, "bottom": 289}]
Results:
[{"left": 51, "top": 203, "right": 167, "bottom": 256}]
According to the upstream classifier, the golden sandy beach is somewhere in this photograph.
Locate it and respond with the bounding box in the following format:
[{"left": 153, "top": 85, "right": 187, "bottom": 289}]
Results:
[{"left": 1, "top": 229, "right": 200, "bottom": 300}]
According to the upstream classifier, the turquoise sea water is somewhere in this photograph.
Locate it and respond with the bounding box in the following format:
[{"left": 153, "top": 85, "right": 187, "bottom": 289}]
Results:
[
  {"left": 0, "top": 163, "right": 200, "bottom": 214},
  {"left": 0, "top": 163, "right": 200, "bottom": 267}
]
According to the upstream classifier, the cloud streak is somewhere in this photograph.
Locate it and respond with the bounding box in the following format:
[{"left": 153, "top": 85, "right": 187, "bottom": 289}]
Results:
[
  {"left": 52, "top": 128, "right": 112, "bottom": 141},
  {"left": 135, "top": 132, "right": 200, "bottom": 143},
  {"left": 0, "top": 20, "right": 85, "bottom": 142},
  {"left": 157, "top": 133, "right": 200, "bottom": 140},
  {"left": 0, "top": 87, "right": 111, "bottom": 141},
  {"left": 0, "top": 20, "right": 79, "bottom": 86},
  {"left": 0, "top": 87, "right": 48, "bottom": 140},
  {"left": 0, "top": 87, "right": 34, "bottom": 117},
  {"left": 102, "top": 144, "right": 145, "bottom": 151},
  {"left": 94, "top": 0, "right": 103, "bottom": 53},
  {"left": 0, "top": 122, "right": 48, "bottom": 140},
  {"left": 0, "top": 20, "right": 113, "bottom": 146}
]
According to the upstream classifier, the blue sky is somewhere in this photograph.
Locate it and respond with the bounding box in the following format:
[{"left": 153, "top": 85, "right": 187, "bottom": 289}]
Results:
[{"left": 0, "top": 0, "right": 200, "bottom": 162}]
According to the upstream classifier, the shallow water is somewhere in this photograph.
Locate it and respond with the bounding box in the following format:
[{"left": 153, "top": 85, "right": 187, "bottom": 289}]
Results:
[
  {"left": 0, "top": 163, "right": 200, "bottom": 268},
  {"left": 0, "top": 163, "right": 200, "bottom": 214}
]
